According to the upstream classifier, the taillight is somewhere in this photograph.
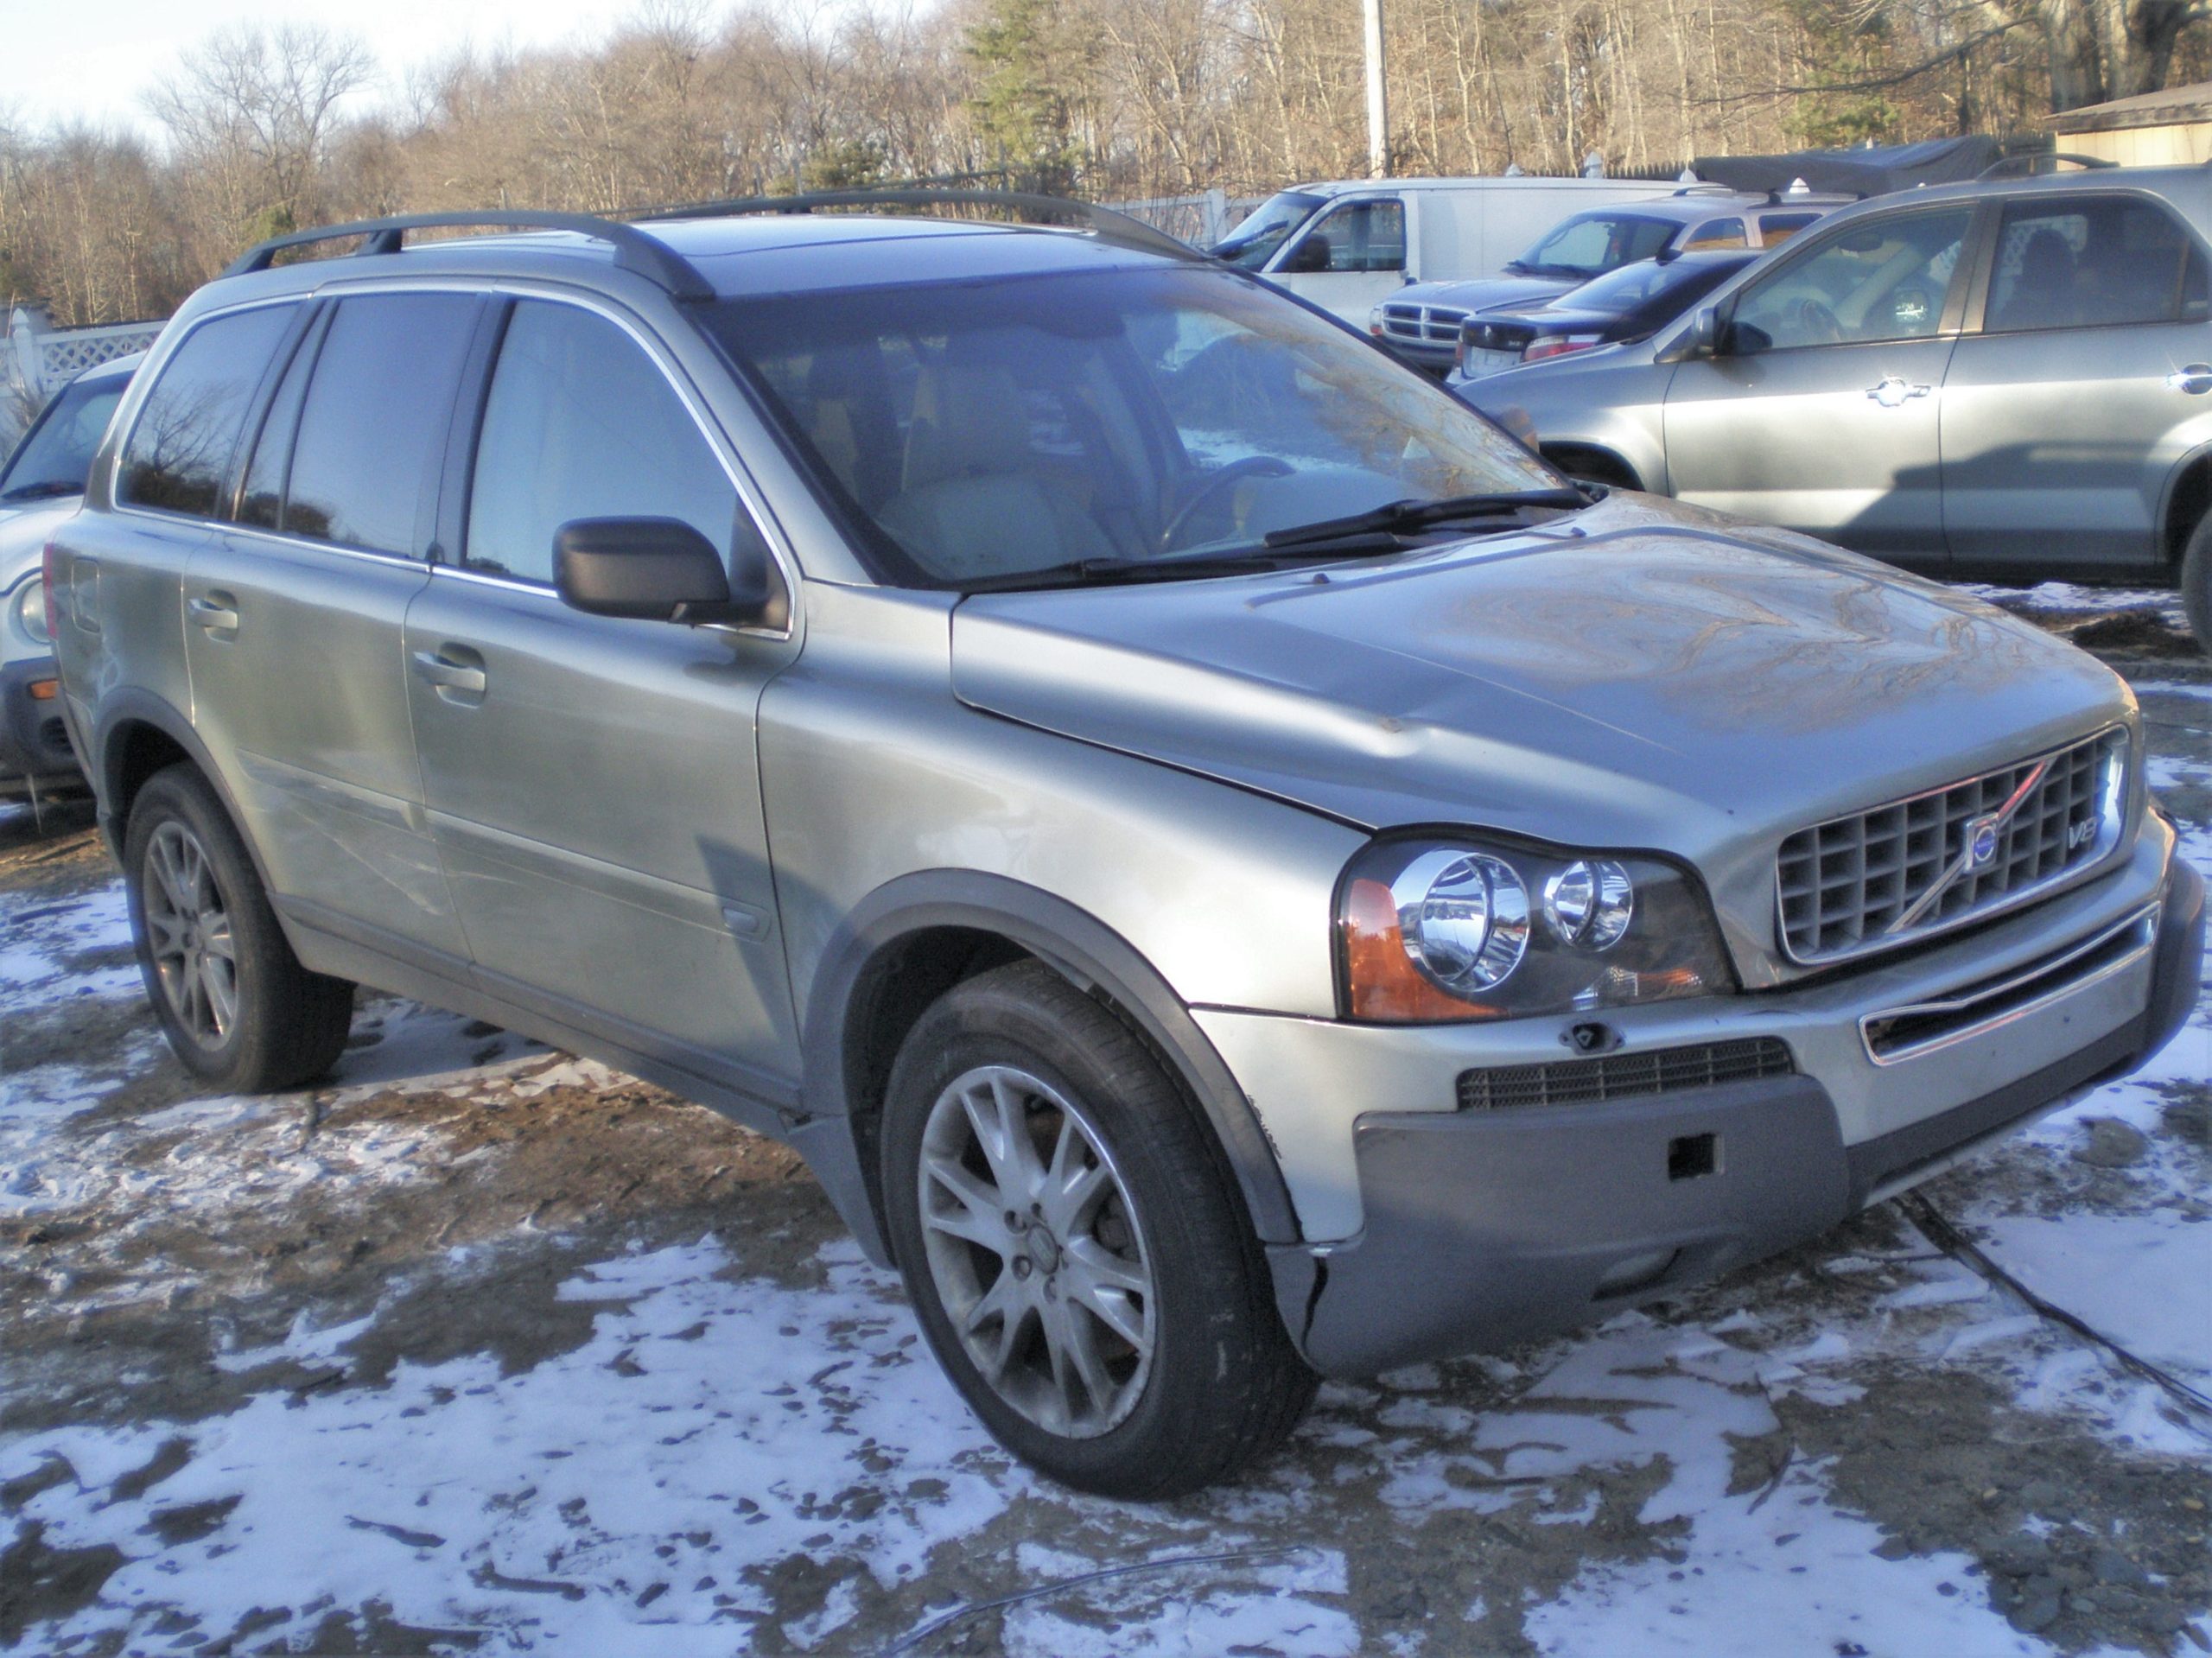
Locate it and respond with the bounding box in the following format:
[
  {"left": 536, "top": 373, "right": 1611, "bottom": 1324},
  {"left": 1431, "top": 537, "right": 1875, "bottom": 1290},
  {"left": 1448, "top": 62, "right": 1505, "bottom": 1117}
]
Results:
[
  {"left": 40, "top": 543, "right": 60, "bottom": 639},
  {"left": 1522, "top": 335, "right": 1602, "bottom": 365}
]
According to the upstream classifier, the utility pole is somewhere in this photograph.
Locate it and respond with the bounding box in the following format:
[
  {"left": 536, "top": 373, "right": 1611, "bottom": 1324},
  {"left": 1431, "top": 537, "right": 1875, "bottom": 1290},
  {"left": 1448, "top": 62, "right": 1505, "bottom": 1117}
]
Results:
[{"left": 1363, "top": 0, "right": 1389, "bottom": 179}]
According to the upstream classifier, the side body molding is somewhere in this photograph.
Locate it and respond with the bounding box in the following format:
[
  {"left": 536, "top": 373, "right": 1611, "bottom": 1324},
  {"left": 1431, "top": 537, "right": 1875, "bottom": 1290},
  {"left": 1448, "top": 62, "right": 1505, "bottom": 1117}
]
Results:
[{"left": 794, "top": 869, "right": 1302, "bottom": 1265}]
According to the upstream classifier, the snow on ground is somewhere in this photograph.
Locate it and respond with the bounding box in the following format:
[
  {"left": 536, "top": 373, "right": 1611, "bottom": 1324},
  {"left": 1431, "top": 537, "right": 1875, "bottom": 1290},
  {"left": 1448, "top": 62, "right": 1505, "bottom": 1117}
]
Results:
[{"left": 2, "top": 619, "right": 2209, "bottom": 1655}]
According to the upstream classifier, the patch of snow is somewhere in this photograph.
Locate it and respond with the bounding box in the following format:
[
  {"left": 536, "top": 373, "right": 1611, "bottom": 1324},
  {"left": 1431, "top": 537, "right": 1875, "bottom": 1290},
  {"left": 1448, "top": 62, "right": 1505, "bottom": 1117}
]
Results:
[{"left": 1976, "top": 1213, "right": 2212, "bottom": 1389}]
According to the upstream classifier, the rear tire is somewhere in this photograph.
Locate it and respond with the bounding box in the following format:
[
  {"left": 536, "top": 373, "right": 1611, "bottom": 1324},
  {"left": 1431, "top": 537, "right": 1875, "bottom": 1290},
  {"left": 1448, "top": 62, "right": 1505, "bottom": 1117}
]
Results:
[
  {"left": 123, "top": 764, "right": 354, "bottom": 1092},
  {"left": 2183, "top": 512, "right": 2212, "bottom": 658},
  {"left": 880, "top": 960, "right": 1316, "bottom": 1498}
]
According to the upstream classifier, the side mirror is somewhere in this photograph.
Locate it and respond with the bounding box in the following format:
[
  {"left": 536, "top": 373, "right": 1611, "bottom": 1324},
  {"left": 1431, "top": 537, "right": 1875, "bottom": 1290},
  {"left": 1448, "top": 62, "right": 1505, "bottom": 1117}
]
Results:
[
  {"left": 1656, "top": 304, "right": 1725, "bottom": 365},
  {"left": 1284, "top": 234, "right": 1332, "bottom": 274},
  {"left": 554, "top": 517, "right": 784, "bottom": 629},
  {"left": 1690, "top": 305, "right": 1720, "bottom": 356}
]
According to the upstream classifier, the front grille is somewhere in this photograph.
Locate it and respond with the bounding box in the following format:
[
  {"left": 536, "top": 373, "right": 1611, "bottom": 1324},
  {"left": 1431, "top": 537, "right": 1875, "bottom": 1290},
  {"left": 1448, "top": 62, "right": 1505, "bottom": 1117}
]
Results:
[
  {"left": 1456, "top": 1038, "right": 1795, "bottom": 1111},
  {"left": 1777, "top": 728, "right": 2126, "bottom": 966},
  {"left": 1380, "top": 302, "right": 1468, "bottom": 345}
]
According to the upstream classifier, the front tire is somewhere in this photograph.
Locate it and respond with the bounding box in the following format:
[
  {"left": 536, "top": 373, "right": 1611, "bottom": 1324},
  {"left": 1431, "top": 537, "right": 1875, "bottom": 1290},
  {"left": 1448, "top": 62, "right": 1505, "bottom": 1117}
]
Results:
[
  {"left": 2183, "top": 511, "right": 2212, "bottom": 657},
  {"left": 123, "top": 765, "right": 354, "bottom": 1092},
  {"left": 881, "top": 960, "right": 1316, "bottom": 1498}
]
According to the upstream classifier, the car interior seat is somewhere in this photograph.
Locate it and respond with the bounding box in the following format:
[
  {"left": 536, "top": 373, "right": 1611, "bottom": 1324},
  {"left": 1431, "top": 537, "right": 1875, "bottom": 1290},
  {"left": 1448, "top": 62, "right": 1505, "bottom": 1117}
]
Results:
[
  {"left": 1993, "top": 228, "right": 2080, "bottom": 333},
  {"left": 878, "top": 353, "right": 1117, "bottom": 579}
]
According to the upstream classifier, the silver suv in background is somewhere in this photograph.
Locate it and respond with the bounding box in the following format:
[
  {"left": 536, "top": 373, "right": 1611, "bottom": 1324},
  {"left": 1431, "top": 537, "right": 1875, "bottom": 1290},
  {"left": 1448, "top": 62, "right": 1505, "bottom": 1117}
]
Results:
[
  {"left": 0, "top": 353, "right": 137, "bottom": 799},
  {"left": 1458, "top": 163, "right": 2212, "bottom": 635},
  {"left": 48, "top": 198, "right": 2202, "bottom": 1497}
]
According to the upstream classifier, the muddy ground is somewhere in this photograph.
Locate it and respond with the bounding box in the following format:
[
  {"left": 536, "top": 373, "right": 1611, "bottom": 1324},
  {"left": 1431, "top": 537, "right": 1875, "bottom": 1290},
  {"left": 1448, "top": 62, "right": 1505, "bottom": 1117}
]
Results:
[{"left": 2, "top": 586, "right": 2209, "bottom": 1656}]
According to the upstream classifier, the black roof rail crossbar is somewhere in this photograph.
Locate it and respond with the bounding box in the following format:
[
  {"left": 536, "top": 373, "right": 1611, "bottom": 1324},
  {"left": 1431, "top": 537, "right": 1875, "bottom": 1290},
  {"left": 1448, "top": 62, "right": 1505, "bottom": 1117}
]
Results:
[
  {"left": 629, "top": 187, "right": 1204, "bottom": 264},
  {"left": 222, "top": 210, "right": 715, "bottom": 299}
]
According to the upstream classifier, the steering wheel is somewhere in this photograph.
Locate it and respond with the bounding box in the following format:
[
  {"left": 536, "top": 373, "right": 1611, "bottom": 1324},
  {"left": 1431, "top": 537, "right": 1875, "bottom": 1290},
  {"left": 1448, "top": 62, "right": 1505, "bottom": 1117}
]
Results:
[
  {"left": 1793, "top": 296, "right": 1844, "bottom": 346},
  {"left": 1160, "top": 456, "right": 1294, "bottom": 551}
]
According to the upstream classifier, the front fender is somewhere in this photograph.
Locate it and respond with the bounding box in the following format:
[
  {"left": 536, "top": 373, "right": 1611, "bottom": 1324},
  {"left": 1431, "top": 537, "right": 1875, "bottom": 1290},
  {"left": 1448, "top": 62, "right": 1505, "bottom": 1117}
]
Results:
[{"left": 792, "top": 869, "right": 1302, "bottom": 1264}]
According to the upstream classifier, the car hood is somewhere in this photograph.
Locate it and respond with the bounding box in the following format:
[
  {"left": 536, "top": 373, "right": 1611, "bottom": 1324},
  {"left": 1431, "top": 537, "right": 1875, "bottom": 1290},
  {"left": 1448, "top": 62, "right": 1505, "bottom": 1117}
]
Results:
[
  {"left": 1408, "top": 276, "right": 1578, "bottom": 314},
  {"left": 950, "top": 492, "right": 2133, "bottom": 979}
]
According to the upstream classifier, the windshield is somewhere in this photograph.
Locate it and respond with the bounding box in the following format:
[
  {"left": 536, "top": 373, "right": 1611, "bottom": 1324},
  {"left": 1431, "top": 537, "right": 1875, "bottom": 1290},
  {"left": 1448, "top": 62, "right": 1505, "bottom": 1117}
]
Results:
[
  {"left": 1211, "top": 192, "right": 1326, "bottom": 270},
  {"left": 1, "top": 370, "right": 128, "bottom": 504},
  {"left": 1510, "top": 213, "right": 1677, "bottom": 280},
  {"left": 707, "top": 264, "right": 1560, "bottom": 590},
  {"left": 1548, "top": 255, "right": 1743, "bottom": 319}
]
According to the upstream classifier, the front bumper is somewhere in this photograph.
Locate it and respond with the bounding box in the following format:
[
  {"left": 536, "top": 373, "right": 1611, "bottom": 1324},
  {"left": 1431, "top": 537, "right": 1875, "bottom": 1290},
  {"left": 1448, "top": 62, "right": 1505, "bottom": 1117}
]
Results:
[
  {"left": 1223, "top": 842, "right": 2202, "bottom": 1378},
  {"left": 0, "top": 654, "right": 79, "bottom": 793}
]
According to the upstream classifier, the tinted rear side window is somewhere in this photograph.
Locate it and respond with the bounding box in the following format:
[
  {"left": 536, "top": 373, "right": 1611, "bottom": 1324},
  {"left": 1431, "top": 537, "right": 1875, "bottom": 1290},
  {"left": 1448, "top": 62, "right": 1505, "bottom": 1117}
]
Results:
[
  {"left": 1985, "top": 195, "right": 2210, "bottom": 334},
  {"left": 118, "top": 306, "right": 296, "bottom": 518},
  {"left": 464, "top": 301, "right": 736, "bottom": 585},
  {"left": 284, "top": 294, "right": 480, "bottom": 556}
]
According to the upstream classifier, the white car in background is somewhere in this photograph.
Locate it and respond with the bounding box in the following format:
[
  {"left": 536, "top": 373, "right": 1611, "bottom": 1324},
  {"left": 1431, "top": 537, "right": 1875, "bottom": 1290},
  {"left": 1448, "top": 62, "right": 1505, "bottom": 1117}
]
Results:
[{"left": 1, "top": 353, "right": 139, "bottom": 798}]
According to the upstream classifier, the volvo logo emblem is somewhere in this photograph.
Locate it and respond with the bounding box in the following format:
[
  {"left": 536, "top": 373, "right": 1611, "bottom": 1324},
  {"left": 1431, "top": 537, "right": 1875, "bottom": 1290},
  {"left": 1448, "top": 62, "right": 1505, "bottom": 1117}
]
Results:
[{"left": 1966, "top": 815, "right": 2001, "bottom": 869}]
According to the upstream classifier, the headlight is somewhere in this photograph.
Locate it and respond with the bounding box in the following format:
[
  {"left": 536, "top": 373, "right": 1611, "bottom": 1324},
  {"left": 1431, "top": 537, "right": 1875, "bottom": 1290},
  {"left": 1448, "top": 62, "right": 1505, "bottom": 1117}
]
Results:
[
  {"left": 6, "top": 576, "right": 47, "bottom": 649},
  {"left": 1338, "top": 836, "right": 1733, "bottom": 1022}
]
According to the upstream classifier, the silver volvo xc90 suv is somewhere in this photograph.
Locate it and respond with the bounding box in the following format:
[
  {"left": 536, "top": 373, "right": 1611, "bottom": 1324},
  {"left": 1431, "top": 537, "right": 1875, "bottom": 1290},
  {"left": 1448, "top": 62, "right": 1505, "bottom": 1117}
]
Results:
[{"left": 45, "top": 199, "right": 2203, "bottom": 1497}]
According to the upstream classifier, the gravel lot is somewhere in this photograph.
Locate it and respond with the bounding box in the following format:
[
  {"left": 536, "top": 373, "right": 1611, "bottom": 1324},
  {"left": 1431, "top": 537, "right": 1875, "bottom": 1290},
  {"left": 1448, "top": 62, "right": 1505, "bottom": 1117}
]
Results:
[{"left": 2, "top": 585, "right": 2208, "bottom": 1657}]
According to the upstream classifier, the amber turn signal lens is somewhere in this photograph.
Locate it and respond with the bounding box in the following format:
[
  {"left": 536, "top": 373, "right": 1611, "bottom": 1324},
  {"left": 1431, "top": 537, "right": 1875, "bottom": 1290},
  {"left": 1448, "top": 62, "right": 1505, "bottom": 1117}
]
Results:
[
  {"left": 1340, "top": 875, "right": 1496, "bottom": 1022},
  {"left": 28, "top": 678, "right": 58, "bottom": 702}
]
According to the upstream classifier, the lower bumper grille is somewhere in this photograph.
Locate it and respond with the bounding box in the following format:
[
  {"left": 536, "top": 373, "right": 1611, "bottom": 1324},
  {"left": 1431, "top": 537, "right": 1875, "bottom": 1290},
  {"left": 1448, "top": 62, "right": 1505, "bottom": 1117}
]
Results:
[{"left": 1457, "top": 1037, "right": 1796, "bottom": 1111}]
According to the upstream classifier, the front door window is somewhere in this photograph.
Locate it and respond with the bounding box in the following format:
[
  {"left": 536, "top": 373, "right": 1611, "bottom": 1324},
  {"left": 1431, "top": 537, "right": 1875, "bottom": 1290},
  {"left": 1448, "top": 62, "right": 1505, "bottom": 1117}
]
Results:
[
  {"left": 1730, "top": 209, "right": 1973, "bottom": 353},
  {"left": 1292, "top": 199, "right": 1406, "bottom": 274}
]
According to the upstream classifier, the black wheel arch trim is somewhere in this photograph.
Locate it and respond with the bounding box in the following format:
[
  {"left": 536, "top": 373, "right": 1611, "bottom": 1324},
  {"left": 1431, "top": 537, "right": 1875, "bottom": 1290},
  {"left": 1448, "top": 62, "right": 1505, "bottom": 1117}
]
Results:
[
  {"left": 798, "top": 869, "right": 1303, "bottom": 1263},
  {"left": 2158, "top": 439, "right": 2212, "bottom": 564},
  {"left": 1538, "top": 440, "right": 1643, "bottom": 492},
  {"left": 89, "top": 690, "right": 278, "bottom": 893}
]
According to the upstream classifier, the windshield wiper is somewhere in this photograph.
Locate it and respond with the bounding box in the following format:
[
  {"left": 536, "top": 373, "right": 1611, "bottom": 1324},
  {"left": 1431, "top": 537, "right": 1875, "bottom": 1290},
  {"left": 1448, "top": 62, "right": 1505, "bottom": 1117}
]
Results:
[
  {"left": 0, "top": 480, "right": 82, "bottom": 503},
  {"left": 957, "top": 539, "right": 1407, "bottom": 594},
  {"left": 1261, "top": 488, "right": 1587, "bottom": 551},
  {"left": 952, "top": 490, "right": 1588, "bottom": 594}
]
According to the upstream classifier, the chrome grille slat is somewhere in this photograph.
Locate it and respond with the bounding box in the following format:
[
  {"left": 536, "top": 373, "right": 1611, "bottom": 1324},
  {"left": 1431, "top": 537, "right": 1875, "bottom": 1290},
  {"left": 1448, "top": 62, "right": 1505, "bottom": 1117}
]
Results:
[
  {"left": 1379, "top": 302, "right": 1469, "bottom": 345},
  {"left": 1775, "top": 729, "right": 2127, "bottom": 966}
]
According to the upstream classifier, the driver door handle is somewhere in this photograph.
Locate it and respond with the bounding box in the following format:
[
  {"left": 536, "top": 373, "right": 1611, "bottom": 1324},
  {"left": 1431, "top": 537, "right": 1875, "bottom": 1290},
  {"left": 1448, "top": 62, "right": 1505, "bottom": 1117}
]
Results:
[
  {"left": 1866, "top": 377, "right": 1932, "bottom": 408},
  {"left": 2166, "top": 363, "right": 2212, "bottom": 395},
  {"left": 188, "top": 593, "right": 240, "bottom": 634},
  {"left": 411, "top": 648, "right": 486, "bottom": 698}
]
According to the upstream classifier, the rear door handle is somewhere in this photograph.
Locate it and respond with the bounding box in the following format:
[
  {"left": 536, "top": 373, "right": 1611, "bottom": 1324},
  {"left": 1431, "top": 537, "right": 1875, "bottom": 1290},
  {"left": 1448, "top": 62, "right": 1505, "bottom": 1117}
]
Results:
[
  {"left": 411, "top": 648, "right": 487, "bottom": 699},
  {"left": 2166, "top": 363, "right": 2212, "bottom": 395},
  {"left": 188, "top": 593, "right": 240, "bottom": 635},
  {"left": 1865, "top": 377, "right": 1932, "bottom": 408}
]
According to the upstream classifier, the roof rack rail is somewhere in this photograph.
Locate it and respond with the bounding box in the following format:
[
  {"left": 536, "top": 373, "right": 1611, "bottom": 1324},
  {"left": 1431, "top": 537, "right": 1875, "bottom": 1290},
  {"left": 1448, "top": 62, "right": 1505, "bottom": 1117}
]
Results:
[
  {"left": 222, "top": 210, "right": 715, "bottom": 299},
  {"left": 628, "top": 187, "right": 1205, "bottom": 264},
  {"left": 1977, "top": 152, "right": 2119, "bottom": 180}
]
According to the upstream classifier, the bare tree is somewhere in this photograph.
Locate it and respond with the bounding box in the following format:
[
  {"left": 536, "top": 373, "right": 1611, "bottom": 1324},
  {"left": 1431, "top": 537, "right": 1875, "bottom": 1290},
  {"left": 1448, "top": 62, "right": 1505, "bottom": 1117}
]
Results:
[{"left": 145, "top": 22, "right": 374, "bottom": 264}]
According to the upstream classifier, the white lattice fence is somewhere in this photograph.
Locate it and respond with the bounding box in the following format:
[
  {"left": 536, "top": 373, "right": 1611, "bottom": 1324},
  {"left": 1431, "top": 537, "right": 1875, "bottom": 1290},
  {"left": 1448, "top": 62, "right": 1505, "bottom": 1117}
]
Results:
[{"left": 4, "top": 307, "right": 163, "bottom": 417}]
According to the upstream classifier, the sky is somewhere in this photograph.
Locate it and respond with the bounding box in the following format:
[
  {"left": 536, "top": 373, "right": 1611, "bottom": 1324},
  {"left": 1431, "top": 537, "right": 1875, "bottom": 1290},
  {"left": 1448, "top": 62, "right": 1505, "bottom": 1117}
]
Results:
[{"left": 0, "top": 0, "right": 647, "bottom": 137}]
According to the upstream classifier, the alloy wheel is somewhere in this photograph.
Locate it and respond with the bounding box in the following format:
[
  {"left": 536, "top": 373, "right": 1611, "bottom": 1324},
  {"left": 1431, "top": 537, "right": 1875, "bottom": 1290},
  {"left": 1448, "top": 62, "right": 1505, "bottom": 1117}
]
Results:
[
  {"left": 142, "top": 820, "right": 237, "bottom": 1048},
  {"left": 915, "top": 1064, "right": 1156, "bottom": 1439}
]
